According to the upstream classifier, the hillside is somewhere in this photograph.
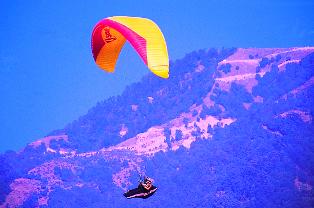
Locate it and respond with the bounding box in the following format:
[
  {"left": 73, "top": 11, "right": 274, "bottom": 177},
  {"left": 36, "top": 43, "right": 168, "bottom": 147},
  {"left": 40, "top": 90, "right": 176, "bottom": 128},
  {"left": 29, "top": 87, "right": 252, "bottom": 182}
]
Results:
[{"left": 1, "top": 47, "right": 314, "bottom": 208}]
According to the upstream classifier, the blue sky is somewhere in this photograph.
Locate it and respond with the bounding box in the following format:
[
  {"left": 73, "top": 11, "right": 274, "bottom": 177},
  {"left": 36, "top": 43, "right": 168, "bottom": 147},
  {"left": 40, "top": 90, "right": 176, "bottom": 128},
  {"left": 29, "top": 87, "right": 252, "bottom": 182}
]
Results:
[{"left": 0, "top": 0, "right": 313, "bottom": 152}]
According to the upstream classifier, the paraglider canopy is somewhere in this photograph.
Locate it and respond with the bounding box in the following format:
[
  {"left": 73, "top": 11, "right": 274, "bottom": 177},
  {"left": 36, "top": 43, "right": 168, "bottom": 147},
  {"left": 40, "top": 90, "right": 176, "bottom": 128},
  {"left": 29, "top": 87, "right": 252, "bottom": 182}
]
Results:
[{"left": 91, "top": 16, "right": 169, "bottom": 78}]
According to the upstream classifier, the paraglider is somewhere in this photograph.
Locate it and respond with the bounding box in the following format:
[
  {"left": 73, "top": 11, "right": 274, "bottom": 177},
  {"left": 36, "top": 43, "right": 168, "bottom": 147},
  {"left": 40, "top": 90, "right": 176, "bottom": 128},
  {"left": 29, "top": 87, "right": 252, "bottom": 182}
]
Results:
[
  {"left": 91, "top": 17, "right": 164, "bottom": 199},
  {"left": 91, "top": 16, "right": 169, "bottom": 78},
  {"left": 123, "top": 176, "right": 157, "bottom": 199}
]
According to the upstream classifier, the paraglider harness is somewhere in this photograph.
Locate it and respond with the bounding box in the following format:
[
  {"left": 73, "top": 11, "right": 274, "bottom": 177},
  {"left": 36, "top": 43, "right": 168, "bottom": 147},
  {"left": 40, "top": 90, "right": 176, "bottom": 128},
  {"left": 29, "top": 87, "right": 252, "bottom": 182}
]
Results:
[{"left": 123, "top": 176, "right": 157, "bottom": 199}]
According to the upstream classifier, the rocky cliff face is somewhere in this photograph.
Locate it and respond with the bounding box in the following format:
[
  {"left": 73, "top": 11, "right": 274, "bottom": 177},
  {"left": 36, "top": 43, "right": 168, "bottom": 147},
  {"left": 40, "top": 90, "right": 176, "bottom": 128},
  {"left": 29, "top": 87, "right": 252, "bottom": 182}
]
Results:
[{"left": 1, "top": 47, "right": 314, "bottom": 208}]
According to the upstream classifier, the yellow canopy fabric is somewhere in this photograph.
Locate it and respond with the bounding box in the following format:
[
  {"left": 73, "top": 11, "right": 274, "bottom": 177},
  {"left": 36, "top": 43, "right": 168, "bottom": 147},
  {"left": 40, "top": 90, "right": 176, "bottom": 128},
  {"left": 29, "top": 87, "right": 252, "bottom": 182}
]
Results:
[{"left": 91, "top": 16, "right": 169, "bottom": 78}]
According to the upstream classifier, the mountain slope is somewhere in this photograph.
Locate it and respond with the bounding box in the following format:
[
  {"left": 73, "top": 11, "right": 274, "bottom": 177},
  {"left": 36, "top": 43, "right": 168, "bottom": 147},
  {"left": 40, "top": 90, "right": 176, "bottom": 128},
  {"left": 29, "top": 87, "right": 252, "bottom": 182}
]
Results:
[{"left": 1, "top": 47, "right": 314, "bottom": 208}]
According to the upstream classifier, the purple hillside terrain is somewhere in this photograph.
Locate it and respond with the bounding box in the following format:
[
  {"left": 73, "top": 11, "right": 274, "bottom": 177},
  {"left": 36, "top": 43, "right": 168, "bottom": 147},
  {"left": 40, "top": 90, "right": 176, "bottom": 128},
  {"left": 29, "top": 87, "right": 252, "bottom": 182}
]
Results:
[{"left": 1, "top": 47, "right": 314, "bottom": 208}]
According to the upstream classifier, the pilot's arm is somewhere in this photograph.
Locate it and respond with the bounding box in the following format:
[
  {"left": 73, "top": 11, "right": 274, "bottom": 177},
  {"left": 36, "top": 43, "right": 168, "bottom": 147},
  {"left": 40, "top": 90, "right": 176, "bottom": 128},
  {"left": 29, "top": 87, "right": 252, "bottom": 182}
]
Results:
[{"left": 141, "top": 182, "right": 151, "bottom": 190}]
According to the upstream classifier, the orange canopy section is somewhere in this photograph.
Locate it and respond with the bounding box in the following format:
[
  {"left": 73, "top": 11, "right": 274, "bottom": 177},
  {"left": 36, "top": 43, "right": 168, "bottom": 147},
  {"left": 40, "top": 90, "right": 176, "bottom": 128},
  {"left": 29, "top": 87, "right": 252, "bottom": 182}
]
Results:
[{"left": 91, "top": 16, "right": 169, "bottom": 78}]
